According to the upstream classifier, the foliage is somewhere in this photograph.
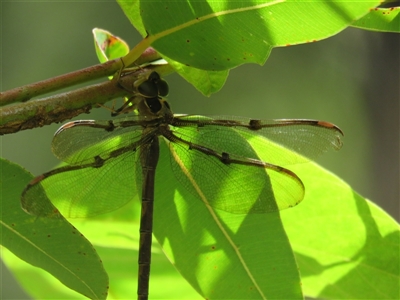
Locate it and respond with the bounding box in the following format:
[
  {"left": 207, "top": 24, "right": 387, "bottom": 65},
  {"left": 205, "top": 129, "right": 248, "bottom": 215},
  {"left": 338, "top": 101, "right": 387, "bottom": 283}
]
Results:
[{"left": 1, "top": 1, "right": 399, "bottom": 300}]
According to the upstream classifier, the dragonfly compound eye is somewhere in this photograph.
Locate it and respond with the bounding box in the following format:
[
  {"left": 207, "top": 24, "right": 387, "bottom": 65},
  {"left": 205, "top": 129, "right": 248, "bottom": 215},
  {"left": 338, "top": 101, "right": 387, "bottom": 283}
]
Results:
[
  {"left": 137, "top": 71, "right": 169, "bottom": 98},
  {"left": 156, "top": 79, "right": 169, "bottom": 97},
  {"left": 145, "top": 97, "right": 162, "bottom": 113},
  {"left": 147, "top": 71, "right": 161, "bottom": 81},
  {"left": 138, "top": 80, "right": 158, "bottom": 98}
]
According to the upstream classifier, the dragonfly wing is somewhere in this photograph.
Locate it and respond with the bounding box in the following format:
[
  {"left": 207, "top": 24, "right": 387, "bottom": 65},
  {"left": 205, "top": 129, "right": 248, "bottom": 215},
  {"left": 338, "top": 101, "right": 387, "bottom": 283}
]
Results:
[
  {"left": 22, "top": 149, "right": 141, "bottom": 218},
  {"left": 165, "top": 126, "right": 305, "bottom": 214},
  {"left": 173, "top": 115, "right": 343, "bottom": 166},
  {"left": 22, "top": 116, "right": 154, "bottom": 218},
  {"left": 51, "top": 116, "right": 145, "bottom": 165}
]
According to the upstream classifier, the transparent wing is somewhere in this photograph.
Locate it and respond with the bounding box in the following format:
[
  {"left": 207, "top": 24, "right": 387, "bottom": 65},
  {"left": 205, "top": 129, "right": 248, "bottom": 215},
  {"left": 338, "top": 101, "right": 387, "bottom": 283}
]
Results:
[
  {"left": 51, "top": 116, "right": 151, "bottom": 165},
  {"left": 22, "top": 116, "right": 153, "bottom": 218},
  {"left": 22, "top": 114, "right": 343, "bottom": 217},
  {"left": 166, "top": 125, "right": 305, "bottom": 214},
  {"left": 165, "top": 116, "right": 343, "bottom": 214},
  {"left": 172, "top": 115, "right": 343, "bottom": 166},
  {"left": 22, "top": 150, "right": 141, "bottom": 218}
]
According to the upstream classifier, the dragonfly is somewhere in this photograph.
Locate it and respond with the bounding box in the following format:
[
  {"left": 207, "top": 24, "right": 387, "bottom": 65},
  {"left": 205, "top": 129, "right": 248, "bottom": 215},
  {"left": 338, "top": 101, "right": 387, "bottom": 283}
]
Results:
[{"left": 21, "top": 70, "right": 344, "bottom": 300}]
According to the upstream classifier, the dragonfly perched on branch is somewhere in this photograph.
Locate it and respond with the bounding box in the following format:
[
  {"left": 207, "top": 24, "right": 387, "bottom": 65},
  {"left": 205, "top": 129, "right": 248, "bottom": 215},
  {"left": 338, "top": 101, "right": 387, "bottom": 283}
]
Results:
[{"left": 21, "top": 70, "right": 343, "bottom": 300}]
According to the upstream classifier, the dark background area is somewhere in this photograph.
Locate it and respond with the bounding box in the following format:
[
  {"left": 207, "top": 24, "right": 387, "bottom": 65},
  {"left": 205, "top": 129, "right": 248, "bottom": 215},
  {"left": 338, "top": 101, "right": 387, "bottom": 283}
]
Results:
[{"left": 1, "top": 2, "right": 398, "bottom": 299}]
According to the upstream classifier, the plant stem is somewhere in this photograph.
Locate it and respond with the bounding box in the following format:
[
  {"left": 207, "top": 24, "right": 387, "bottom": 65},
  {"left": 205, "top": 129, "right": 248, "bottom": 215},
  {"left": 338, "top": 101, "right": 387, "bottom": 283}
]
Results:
[
  {"left": 0, "top": 47, "right": 162, "bottom": 106},
  {"left": 0, "top": 67, "right": 174, "bottom": 135},
  {"left": 0, "top": 60, "right": 121, "bottom": 106},
  {"left": 0, "top": 47, "right": 175, "bottom": 135}
]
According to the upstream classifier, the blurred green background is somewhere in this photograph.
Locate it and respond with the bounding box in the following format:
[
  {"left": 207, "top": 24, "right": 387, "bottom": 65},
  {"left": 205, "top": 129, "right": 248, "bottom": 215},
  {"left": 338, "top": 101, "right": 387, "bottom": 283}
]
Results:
[{"left": 1, "top": 1, "right": 398, "bottom": 299}]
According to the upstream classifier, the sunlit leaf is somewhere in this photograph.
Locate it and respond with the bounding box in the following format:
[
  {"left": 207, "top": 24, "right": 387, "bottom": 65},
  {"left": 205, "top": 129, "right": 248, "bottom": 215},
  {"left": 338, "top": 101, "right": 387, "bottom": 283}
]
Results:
[
  {"left": 282, "top": 163, "right": 400, "bottom": 299},
  {"left": 118, "top": 0, "right": 382, "bottom": 94},
  {"left": 152, "top": 138, "right": 303, "bottom": 299},
  {"left": 0, "top": 159, "right": 108, "bottom": 299},
  {"left": 120, "top": 0, "right": 381, "bottom": 71},
  {"left": 93, "top": 28, "right": 129, "bottom": 63}
]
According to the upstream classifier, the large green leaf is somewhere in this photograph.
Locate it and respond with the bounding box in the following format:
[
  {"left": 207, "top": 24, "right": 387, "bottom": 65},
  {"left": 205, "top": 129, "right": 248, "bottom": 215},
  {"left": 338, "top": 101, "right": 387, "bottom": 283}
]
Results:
[
  {"left": 0, "top": 159, "right": 108, "bottom": 299},
  {"left": 282, "top": 163, "right": 400, "bottom": 299},
  {"left": 118, "top": 0, "right": 382, "bottom": 95},
  {"left": 16, "top": 121, "right": 304, "bottom": 298},
  {"left": 3, "top": 133, "right": 398, "bottom": 299},
  {"left": 153, "top": 138, "right": 302, "bottom": 299},
  {"left": 121, "top": 0, "right": 381, "bottom": 70},
  {"left": 1, "top": 158, "right": 198, "bottom": 299},
  {"left": 1, "top": 213, "right": 201, "bottom": 300},
  {"left": 70, "top": 218, "right": 202, "bottom": 299}
]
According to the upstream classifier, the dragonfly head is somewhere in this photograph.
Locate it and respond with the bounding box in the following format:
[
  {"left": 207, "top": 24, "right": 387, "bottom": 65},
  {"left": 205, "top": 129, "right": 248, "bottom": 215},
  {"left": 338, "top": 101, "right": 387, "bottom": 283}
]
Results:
[{"left": 134, "top": 71, "right": 169, "bottom": 98}]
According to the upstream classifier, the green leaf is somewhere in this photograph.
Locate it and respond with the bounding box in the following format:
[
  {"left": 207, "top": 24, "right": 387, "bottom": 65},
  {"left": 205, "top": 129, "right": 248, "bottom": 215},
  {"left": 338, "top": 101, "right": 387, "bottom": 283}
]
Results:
[
  {"left": 0, "top": 158, "right": 108, "bottom": 299},
  {"left": 17, "top": 119, "right": 305, "bottom": 297},
  {"left": 118, "top": 0, "right": 382, "bottom": 95},
  {"left": 69, "top": 218, "right": 202, "bottom": 299},
  {"left": 118, "top": 0, "right": 146, "bottom": 37},
  {"left": 152, "top": 138, "right": 303, "bottom": 299},
  {"left": 281, "top": 162, "right": 400, "bottom": 299},
  {"left": 92, "top": 26, "right": 226, "bottom": 97},
  {"left": 166, "top": 59, "right": 229, "bottom": 96},
  {"left": 6, "top": 144, "right": 398, "bottom": 299},
  {"left": 93, "top": 27, "right": 130, "bottom": 63},
  {"left": 13, "top": 114, "right": 343, "bottom": 298},
  {"left": 120, "top": 0, "right": 382, "bottom": 71},
  {"left": 2, "top": 200, "right": 201, "bottom": 300},
  {"left": 351, "top": 7, "right": 400, "bottom": 33}
]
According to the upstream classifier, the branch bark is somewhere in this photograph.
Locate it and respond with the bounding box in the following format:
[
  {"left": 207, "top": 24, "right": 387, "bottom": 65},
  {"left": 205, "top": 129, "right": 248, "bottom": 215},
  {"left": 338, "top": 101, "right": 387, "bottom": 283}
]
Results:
[{"left": 0, "top": 62, "right": 174, "bottom": 135}]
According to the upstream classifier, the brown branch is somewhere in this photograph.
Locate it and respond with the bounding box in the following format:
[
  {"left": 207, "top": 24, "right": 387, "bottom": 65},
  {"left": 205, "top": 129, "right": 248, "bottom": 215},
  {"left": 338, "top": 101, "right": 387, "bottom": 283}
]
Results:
[
  {"left": 0, "top": 63, "right": 175, "bottom": 135},
  {"left": 0, "top": 47, "right": 162, "bottom": 106},
  {"left": 1, "top": 77, "right": 125, "bottom": 135}
]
